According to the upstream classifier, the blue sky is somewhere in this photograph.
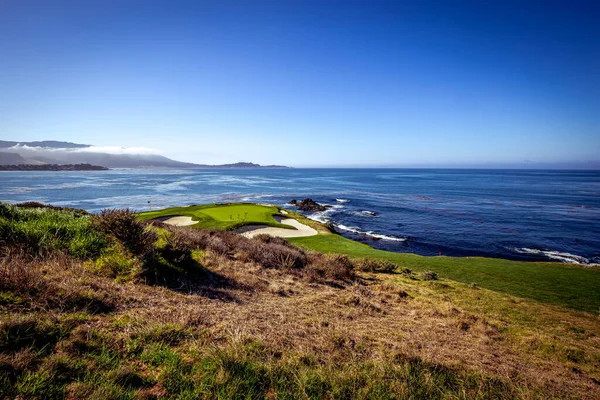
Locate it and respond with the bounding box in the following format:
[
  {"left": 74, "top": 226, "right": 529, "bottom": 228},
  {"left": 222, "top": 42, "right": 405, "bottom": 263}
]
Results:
[{"left": 1, "top": 0, "right": 598, "bottom": 167}]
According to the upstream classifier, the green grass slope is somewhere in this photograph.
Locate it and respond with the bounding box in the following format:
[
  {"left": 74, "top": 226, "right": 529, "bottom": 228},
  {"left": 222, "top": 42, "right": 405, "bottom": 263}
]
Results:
[
  {"left": 290, "top": 234, "right": 600, "bottom": 313},
  {"left": 138, "top": 203, "right": 291, "bottom": 231},
  {"left": 2, "top": 203, "right": 599, "bottom": 398}
]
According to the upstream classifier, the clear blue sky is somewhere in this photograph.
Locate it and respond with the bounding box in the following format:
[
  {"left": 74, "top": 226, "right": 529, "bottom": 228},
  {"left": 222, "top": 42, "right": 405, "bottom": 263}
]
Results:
[{"left": 1, "top": 0, "right": 598, "bottom": 167}]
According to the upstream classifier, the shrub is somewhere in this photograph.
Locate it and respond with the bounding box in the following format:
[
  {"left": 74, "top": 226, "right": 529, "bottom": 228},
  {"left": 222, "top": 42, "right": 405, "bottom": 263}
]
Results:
[
  {"left": 354, "top": 258, "right": 398, "bottom": 273},
  {"left": 163, "top": 227, "right": 309, "bottom": 270},
  {"left": 421, "top": 271, "right": 439, "bottom": 281},
  {"left": 307, "top": 254, "right": 356, "bottom": 282},
  {"left": 91, "top": 209, "right": 157, "bottom": 256},
  {"left": 161, "top": 235, "right": 192, "bottom": 266},
  {"left": 91, "top": 247, "right": 141, "bottom": 279},
  {"left": 158, "top": 225, "right": 356, "bottom": 284}
]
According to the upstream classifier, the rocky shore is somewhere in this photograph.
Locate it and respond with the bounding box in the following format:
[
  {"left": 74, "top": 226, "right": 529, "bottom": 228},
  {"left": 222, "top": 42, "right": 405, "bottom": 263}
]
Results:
[
  {"left": 288, "top": 198, "right": 329, "bottom": 212},
  {"left": 0, "top": 163, "right": 109, "bottom": 171}
]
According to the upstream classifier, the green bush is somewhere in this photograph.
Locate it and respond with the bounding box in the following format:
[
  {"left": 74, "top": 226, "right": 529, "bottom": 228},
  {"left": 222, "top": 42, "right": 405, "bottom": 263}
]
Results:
[{"left": 91, "top": 247, "right": 141, "bottom": 279}]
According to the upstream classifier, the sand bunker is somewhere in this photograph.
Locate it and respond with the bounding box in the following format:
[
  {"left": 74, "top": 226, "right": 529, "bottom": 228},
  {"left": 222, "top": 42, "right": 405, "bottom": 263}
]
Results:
[
  {"left": 237, "top": 215, "right": 317, "bottom": 238},
  {"left": 157, "top": 216, "right": 197, "bottom": 226}
]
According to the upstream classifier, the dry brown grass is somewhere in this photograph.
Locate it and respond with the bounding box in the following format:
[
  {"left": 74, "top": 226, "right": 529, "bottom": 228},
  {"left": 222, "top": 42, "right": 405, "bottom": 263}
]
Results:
[
  {"left": 67, "top": 246, "right": 598, "bottom": 399},
  {"left": 2, "top": 221, "right": 599, "bottom": 398},
  {"left": 153, "top": 223, "right": 356, "bottom": 286},
  {"left": 0, "top": 253, "right": 123, "bottom": 314}
]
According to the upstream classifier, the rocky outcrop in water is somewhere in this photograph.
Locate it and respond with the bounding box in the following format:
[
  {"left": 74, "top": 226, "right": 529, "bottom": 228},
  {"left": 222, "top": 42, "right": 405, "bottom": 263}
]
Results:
[{"left": 289, "top": 198, "right": 328, "bottom": 212}]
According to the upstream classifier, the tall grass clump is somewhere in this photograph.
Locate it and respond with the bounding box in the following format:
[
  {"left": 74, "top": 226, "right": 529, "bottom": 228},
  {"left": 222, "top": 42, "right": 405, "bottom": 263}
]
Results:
[
  {"left": 354, "top": 257, "right": 399, "bottom": 273},
  {"left": 91, "top": 209, "right": 157, "bottom": 257},
  {"left": 89, "top": 209, "right": 185, "bottom": 284},
  {"left": 0, "top": 203, "right": 108, "bottom": 258}
]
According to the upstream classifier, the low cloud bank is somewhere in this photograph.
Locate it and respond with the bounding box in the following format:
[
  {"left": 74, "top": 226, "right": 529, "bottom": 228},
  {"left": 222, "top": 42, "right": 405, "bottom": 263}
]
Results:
[{"left": 8, "top": 144, "right": 160, "bottom": 155}]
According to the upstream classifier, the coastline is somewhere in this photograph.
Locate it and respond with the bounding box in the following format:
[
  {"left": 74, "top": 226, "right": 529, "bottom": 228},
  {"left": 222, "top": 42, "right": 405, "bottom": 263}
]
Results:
[{"left": 3, "top": 168, "right": 598, "bottom": 265}]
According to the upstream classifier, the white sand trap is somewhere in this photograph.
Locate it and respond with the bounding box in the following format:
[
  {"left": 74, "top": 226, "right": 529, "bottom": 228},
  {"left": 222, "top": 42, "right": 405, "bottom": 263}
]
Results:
[
  {"left": 237, "top": 215, "right": 317, "bottom": 238},
  {"left": 280, "top": 209, "right": 289, "bottom": 215},
  {"left": 157, "top": 216, "right": 197, "bottom": 226}
]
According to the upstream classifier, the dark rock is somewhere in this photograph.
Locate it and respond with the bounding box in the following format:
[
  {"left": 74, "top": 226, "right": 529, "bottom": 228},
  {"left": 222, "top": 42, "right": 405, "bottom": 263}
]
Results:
[
  {"left": 295, "top": 198, "right": 327, "bottom": 212},
  {"left": 288, "top": 199, "right": 297, "bottom": 205},
  {"left": 324, "top": 222, "right": 337, "bottom": 233}
]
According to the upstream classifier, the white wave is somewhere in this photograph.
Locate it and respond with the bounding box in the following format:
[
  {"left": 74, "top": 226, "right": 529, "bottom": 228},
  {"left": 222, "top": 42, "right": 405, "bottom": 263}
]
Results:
[
  {"left": 240, "top": 194, "right": 272, "bottom": 202},
  {"left": 348, "top": 210, "right": 377, "bottom": 217},
  {"left": 336, "top": 198, "right": 350, "bottom": 203},
  {"left": 336, "top": 224, "right": 406, "bottom": 242},
  {"left": 306, "top": 203, "right": 345, "bottom": 223},
  {"left": 512, "top": 247, "right": 598, "bottom": 266}
]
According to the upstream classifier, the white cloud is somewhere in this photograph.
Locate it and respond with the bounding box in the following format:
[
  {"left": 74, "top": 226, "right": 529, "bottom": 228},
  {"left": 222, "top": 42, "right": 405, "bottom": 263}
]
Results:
[
  {"left": 7, "top": 144, "right": 160, "bottom": 155},
  {"left": 75, "top": 146, "right": 160, "bottom": 155}
]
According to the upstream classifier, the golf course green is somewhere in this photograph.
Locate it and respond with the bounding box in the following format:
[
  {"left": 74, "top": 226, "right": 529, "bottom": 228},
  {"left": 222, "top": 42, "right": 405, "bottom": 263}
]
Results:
[
  {"left": 139, "top": 203, "right": 292, "bottom": 230},
  {"left": 140, "top": 203, "right": 600, "bottom": 313}
]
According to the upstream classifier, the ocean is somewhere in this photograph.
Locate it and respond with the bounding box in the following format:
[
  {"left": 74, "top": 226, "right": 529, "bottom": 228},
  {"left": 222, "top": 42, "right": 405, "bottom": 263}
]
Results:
[{"left": 1, "top": 168, "right": 599, "bottom": 265}]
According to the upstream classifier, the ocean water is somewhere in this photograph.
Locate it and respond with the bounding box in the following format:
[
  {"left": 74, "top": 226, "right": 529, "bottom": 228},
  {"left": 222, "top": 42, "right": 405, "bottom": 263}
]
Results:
[{"left": 1, "top": 168, "right": 599, "bottom": 265}]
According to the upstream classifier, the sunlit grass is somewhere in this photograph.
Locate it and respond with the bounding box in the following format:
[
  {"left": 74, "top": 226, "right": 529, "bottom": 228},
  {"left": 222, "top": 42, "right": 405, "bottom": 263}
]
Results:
[
  {"left": 138, "top": 203, "right": 292, "bottom": 230},
  {"left": 290, "top": 234, "right": 600, "bottom": 313}
]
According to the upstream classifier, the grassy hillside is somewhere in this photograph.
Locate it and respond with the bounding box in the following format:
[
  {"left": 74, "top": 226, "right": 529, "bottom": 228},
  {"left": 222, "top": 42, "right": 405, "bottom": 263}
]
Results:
[
  {"left": 1, "top": 202, "right": 599, "bottom": 399},
  {"left": 142, "top": 203, "right": 600, "bottom": 313},
  {"left": 290, "top": 234, "right": 600, "bottom": 313},
  {"left": 138, "top": 203, "right": 291, "bottom": 231}
]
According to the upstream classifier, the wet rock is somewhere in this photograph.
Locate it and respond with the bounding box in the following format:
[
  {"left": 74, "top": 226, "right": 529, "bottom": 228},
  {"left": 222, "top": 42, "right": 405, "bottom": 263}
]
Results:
[{"left": 295, "top": 198, "right": 327, "bottom": 212}]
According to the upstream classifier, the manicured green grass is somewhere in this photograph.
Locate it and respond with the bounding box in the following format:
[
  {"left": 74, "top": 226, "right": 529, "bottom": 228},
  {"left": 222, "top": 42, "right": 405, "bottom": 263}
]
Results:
[
  {"left": 290, "top": 234, "right": 600, "bottom": 313},
  {"left": 139, "top": 203, "right": 291, "bottom": 231}
]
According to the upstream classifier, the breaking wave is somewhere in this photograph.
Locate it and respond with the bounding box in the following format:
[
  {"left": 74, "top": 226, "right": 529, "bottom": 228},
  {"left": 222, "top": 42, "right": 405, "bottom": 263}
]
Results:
[
  {"left": 336, "top": 224, "right": 406, "bottom": 242},
  {"left": 307, "top": 204, "right": 345, "bottom": 223},
  {"left": 349, "top": 210, "right": 377, "bottom": 217},
  {"left": 511, "top": 247, "right": 599, "bottom": 266}
]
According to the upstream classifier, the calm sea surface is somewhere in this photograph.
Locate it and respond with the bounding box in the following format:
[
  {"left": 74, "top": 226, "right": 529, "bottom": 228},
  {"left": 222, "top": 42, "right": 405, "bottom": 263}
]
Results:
[{"left": 1, "top": 168, "right": 599, "bottom": 264}]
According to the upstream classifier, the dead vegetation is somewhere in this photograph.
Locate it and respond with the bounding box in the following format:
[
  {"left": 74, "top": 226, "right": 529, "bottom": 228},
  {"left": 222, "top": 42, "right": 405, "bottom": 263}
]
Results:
[{"left": 1, "top": 204, "right": 599, "bottom": 399}]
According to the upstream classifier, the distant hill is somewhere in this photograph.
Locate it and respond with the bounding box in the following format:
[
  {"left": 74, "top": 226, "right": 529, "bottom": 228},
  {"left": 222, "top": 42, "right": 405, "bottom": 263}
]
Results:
[
  {"left": 0, "top": 140, "right": 89, "bottom": 149},
  {"left": 198, "top": 162, "right": 289, "bottom": 169},
  {"left": 0, "top": 163, "right": 109, "bottom": 171},
  {"left": 0, "top": 140, "right": 289, "bottom": 169},
  {"left": 0, "top": 152, "right": 26, "bottom": 165}
]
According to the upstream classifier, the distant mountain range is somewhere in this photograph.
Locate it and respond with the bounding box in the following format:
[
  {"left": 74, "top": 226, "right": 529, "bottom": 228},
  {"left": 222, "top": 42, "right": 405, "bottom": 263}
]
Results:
[{"left": 0, "top": 140, "right": 288, "bottom": 169}]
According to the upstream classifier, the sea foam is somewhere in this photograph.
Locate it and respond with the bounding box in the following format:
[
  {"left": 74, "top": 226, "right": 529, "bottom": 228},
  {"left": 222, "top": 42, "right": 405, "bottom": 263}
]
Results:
[
  {"left": 512, "top": 247, "right": 599, "bottom": 266},
  {"left": 336, "top": 224, "right": 406, "bottom": 242}
]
